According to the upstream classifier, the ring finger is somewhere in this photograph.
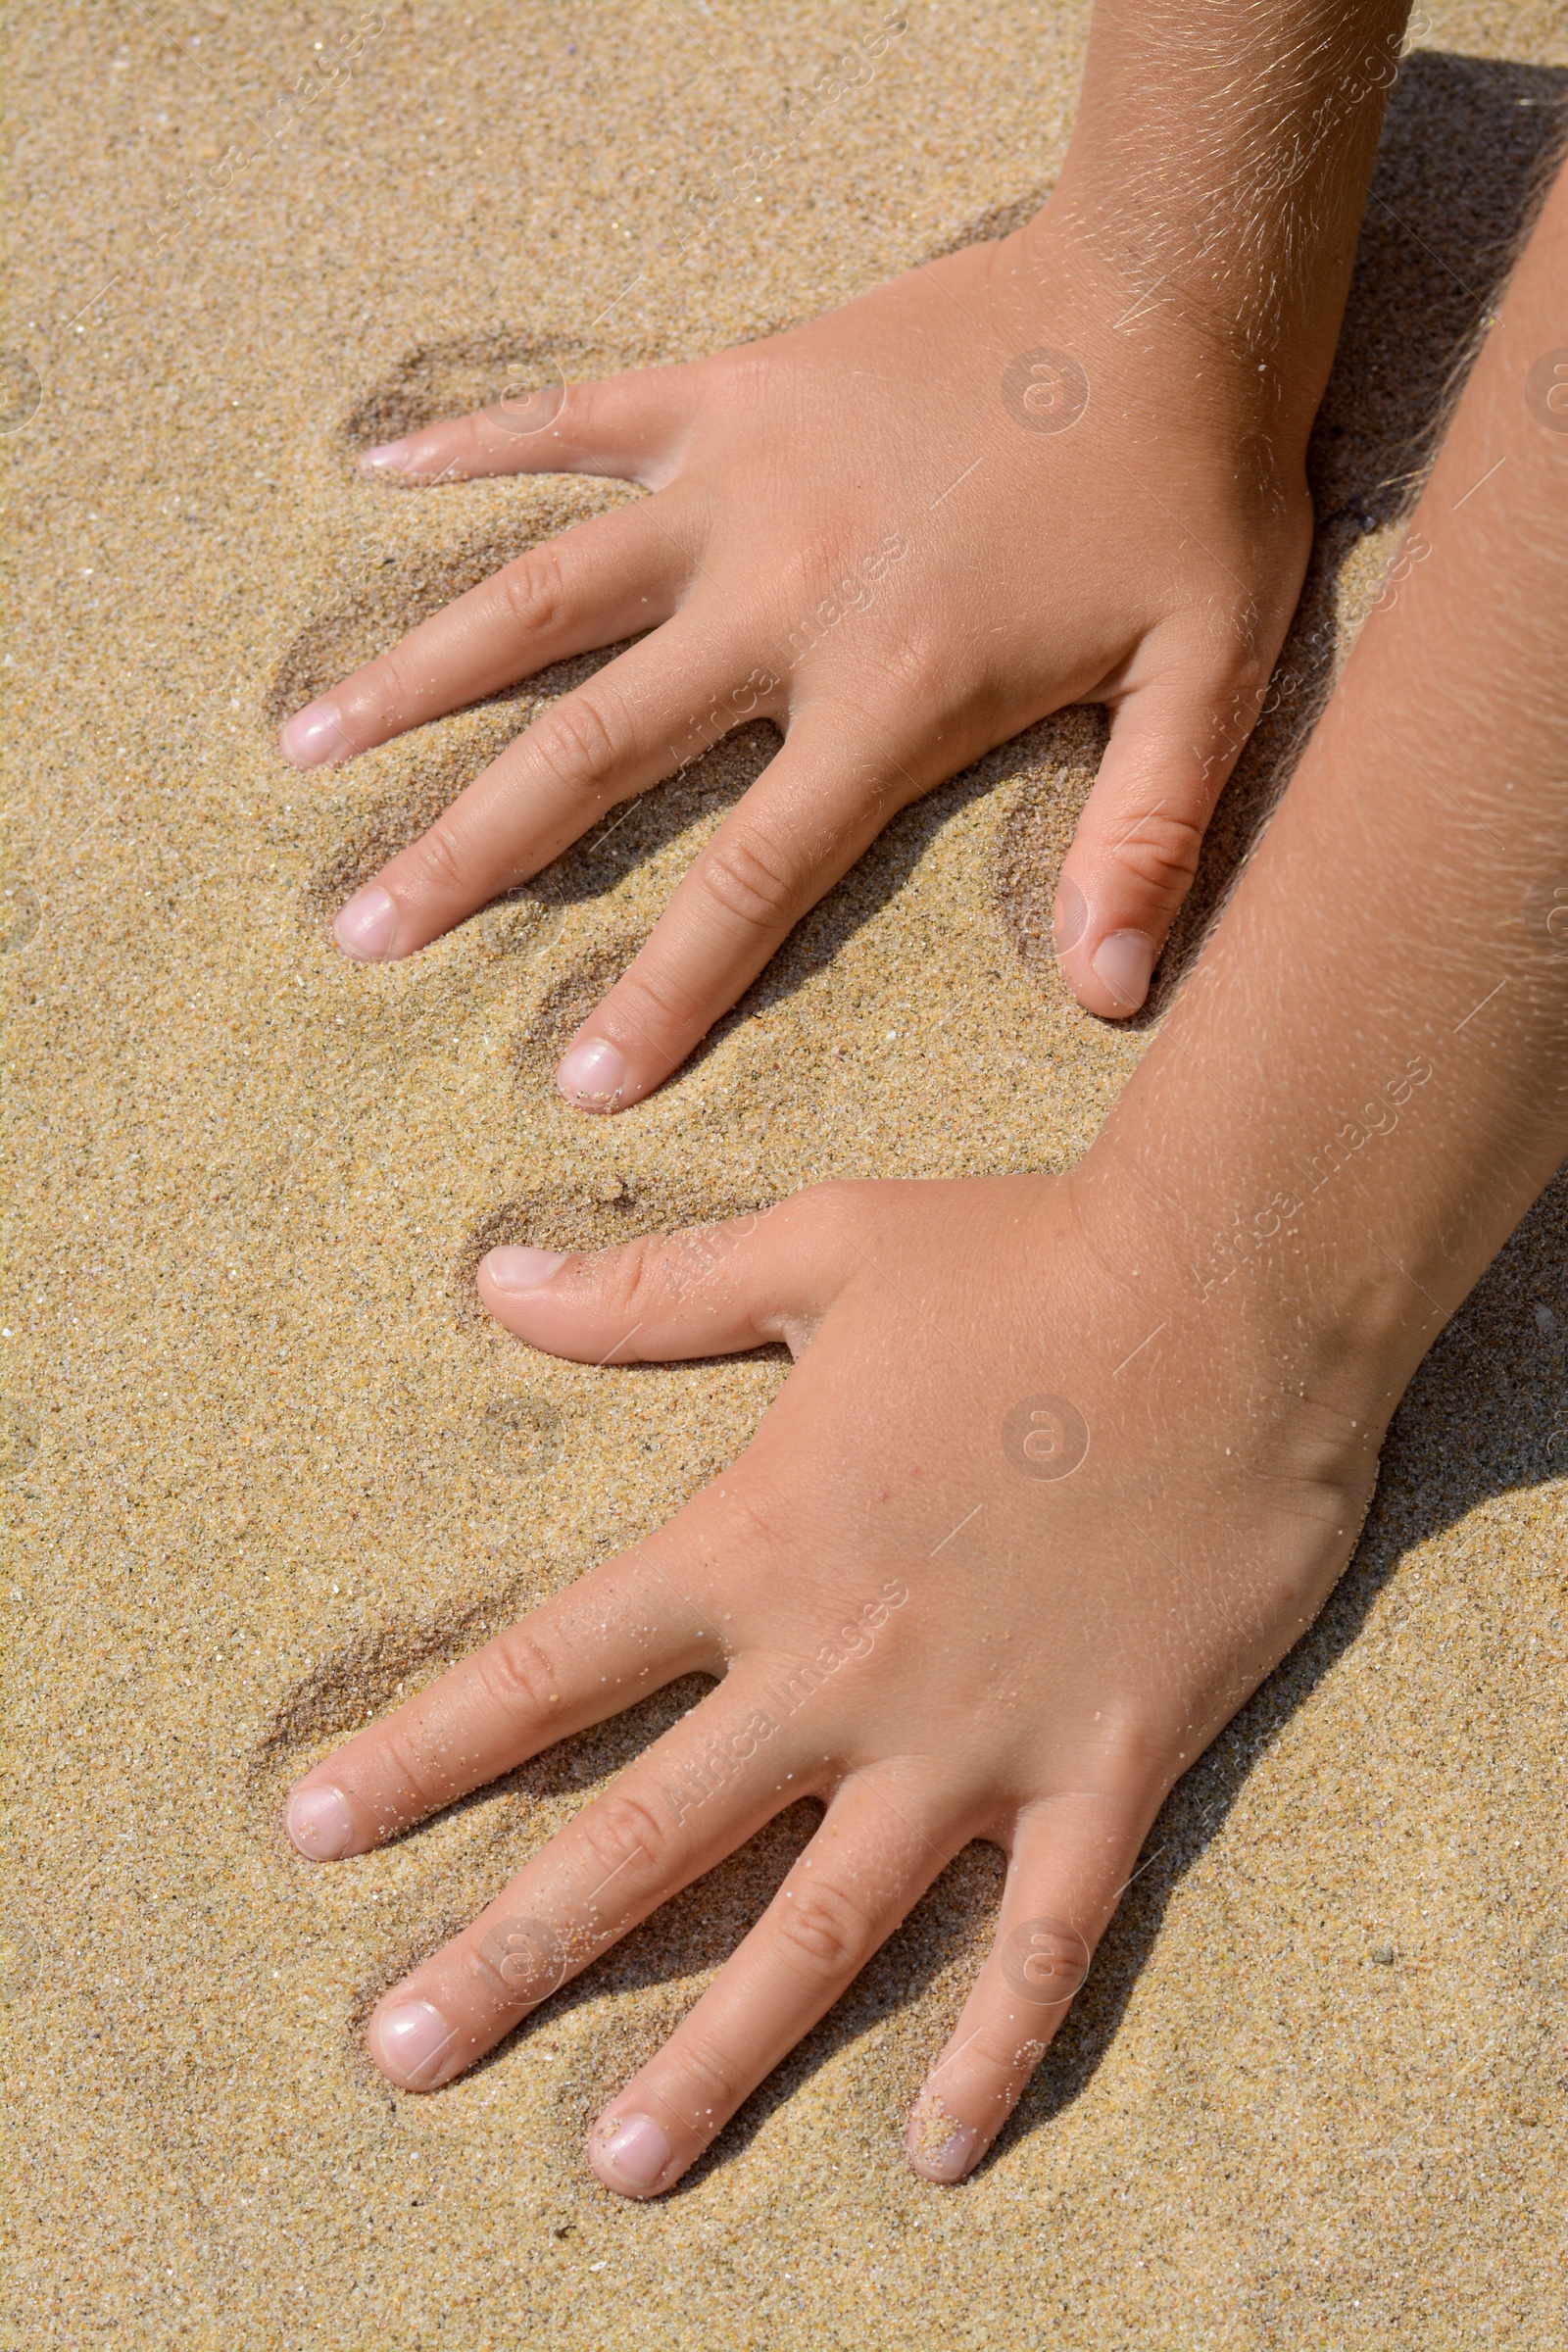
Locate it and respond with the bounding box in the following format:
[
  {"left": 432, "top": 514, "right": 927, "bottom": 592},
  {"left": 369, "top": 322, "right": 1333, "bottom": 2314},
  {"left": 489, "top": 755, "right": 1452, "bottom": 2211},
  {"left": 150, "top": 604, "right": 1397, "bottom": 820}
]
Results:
[
  {"left": 588, "top": 1766, "right": 966, "bottom": 2198},
  {"left": 905, "top": 1789, "right": 1150, "bottom": 2183}
]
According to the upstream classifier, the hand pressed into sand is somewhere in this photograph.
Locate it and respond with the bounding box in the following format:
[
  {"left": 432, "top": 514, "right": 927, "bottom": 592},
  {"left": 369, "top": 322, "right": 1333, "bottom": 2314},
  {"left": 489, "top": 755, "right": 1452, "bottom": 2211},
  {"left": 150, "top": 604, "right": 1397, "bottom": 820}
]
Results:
[
  {"left": 282, "top": 158, "right": 1568, "bottom": 2191},
  {"left": 284, "top": 1172, "right": 1393, "bottom": 2194},
  {"left": 280, "top": 214, "right": 1316, "bottom": 1099}
]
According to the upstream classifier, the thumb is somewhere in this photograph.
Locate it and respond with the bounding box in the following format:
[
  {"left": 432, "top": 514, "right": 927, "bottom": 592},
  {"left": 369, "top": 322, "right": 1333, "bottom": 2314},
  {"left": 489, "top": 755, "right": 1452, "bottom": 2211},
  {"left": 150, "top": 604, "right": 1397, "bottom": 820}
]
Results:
[
  {"left": 475, "top": 1186, "right": 865, "bottom": 1362},
  {"left": 1054, "top": 667, "right": 1261, "bottom": 1018}
]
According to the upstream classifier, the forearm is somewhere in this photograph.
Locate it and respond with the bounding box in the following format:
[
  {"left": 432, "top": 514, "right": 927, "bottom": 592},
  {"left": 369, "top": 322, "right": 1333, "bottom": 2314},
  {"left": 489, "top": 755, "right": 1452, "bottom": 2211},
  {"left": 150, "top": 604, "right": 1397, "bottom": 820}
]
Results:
[
  {"left": 1039, "top": 0, "right": 1411, "bottom": 449},
  {"left": 1079, "top": 155, "right": 1568, "bottom": 1420}
]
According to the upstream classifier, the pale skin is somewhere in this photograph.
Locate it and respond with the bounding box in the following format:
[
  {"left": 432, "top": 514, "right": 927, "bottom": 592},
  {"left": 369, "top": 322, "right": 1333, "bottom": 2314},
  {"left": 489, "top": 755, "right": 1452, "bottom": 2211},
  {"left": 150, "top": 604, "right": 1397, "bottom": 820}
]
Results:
[
  {"left": 284, "top": 26, "right": 1568, "bottom": 2196},
  {"left": 280, "top": 0, "right": 1406, "bottom": 1084}
]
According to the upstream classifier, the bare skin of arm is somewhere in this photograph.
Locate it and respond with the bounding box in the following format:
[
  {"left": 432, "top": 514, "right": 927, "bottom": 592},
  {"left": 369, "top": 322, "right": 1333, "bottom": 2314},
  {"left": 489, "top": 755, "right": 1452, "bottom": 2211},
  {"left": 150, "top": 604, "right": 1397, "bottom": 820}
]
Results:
[
  {"left": 280, "top": 1, "right": 1408, "bottom": 1095},
  {"left": 282, "top": 164, "right": 1568, "bottom": 2196}
]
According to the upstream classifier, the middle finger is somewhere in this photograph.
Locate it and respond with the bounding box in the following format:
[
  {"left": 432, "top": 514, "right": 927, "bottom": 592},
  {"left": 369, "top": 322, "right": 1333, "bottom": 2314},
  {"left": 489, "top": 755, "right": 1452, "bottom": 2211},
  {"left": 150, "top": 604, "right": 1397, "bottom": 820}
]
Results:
[
  {"left": 365, "top": 1669, "right": 819, "bottom": 2092},
  {"left": 550, "top": 706, "right": 921, "bottom": 1112}
]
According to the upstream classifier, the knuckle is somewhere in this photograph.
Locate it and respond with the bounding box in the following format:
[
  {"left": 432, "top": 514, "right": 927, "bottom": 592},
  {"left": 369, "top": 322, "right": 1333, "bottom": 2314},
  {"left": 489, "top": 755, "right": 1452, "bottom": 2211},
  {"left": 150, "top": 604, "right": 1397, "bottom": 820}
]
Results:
[
  {"left": 527, "top": 689, "right": 619, "bottom": 795},
  {"left": 378, "top": 1725, "right": 458, "bottom": 1818},
  {"left": 697, "top": 828, "right": 801, "bottom": 936},
  {"left": 406, "top": 814, "right": 470, "bottom": 901},
  {"left": 1103, "top": 807, "right": 1207, "bottom": 910},
  {"left": 462, "top": 1914, "right": 563, "bottom": 2012},
  {"left": 772, "top": 1875, "right": 872, "bottom": 1978},
  {"left": 962, "top": 2019, "right": 1053, "bottom": 2078},
  {"left": 790, "top": 1177, "right": 874, "bottom": 1249},
  {"left": 572, "top": 1786, "right": 671, "bottom": 1890},
  {"left": 367, "top": 643, "right": 419, "bottom": 716},
  {"left": 663, "top": 2022, "right": 746, "bottom": 2118},
  {"left": 715, "top": 343, "right": 783, "bottom": 418},
  {"left": 870, "top": 628, "right": 945, "bottom": 704},
  {"left": 494, "top": 541, "right": 566, "bottom": 638},
  {"left": 591, "top": 1231, "right": 675, "bottom": 1324},
  {"left": 470, "top": 1627, "right": 563, "bottom": 1730},
  {"left": 708, "top": 1480, "right": 789, "bottom": 1572},
  {"left": 1081, "top": 1709, "right": 1167, "bottom": 1799},
  {"left": 607, "top": 956, "right": 703, "bottom": 1037}
]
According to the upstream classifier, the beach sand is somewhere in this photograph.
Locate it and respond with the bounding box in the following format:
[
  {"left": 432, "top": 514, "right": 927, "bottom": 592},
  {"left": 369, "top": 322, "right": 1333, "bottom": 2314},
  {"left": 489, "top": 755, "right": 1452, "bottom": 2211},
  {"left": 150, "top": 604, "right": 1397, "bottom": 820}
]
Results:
[{"left": 3, "top": 3, "right": 1567, "bottom": 2342}]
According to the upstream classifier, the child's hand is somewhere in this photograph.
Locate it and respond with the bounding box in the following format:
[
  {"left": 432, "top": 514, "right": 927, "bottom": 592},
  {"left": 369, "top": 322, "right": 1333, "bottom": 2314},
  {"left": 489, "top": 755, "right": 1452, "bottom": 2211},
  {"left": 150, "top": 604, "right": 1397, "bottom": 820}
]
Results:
[
  {"left": 284, "top": 1173, "right": 1381, "bottom": 2193},
  {"left": 280, "top": 223, "right": 1313, "bottom": 1097}
]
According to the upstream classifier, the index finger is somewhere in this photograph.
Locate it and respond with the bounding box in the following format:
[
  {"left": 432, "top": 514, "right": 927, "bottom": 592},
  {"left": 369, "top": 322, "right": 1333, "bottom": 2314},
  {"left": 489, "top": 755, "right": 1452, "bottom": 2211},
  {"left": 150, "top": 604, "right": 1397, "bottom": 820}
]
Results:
[
  {"left": 327, "top": 610, "right": 743, "bottom": 962},
  {"left": 276, "top": 500, "right": 684, "bottom": 769},
  {"left": 283, "top": 1550, "right": 713, "bottom": 1861}
]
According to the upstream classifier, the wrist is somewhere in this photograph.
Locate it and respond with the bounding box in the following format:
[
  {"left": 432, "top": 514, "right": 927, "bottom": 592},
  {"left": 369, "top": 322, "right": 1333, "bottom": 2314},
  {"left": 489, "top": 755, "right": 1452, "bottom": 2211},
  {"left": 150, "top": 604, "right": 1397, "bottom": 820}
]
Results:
[
  {"left": 1032, "top": 0, "right": 1409, "bottom": 450},
  {"left": 1060, "top": 1127, "right": 1428, "bottom": 1459},
  {"left": 1009, "top": 197, "right": 1326, "bottom": 480},
  {"left": 1007, "top": 1161, "right": 1397, "bottom": 1588}
]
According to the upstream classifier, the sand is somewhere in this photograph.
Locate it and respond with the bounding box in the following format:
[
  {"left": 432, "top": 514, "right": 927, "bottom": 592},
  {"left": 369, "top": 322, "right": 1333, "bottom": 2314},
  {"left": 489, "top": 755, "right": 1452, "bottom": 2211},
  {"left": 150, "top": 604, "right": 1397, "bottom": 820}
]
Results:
[{"left": 3, "top": 3, "right": 1567, "bottom": 2343}]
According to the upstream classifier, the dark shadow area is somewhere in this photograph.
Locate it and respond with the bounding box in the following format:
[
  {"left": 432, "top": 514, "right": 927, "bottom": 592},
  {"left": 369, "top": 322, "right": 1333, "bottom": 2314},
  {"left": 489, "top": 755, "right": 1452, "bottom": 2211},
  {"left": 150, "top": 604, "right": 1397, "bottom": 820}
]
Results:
[{"left": 1309, "top": 50, "right": 1568, "bottom": 520}]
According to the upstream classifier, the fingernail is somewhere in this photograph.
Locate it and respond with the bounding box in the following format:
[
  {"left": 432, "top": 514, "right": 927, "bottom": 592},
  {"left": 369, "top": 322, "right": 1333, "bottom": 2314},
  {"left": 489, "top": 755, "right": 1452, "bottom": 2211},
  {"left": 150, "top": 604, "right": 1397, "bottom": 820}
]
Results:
[
  {"left": 371, "top": 1999, "right": 461, "bottom": 2089},
  {"left": 360, "top": 438, "right": 413, "bottom": 472},
  {"left": 1091, "top": 928, "right": 1156, "bottom": 1013},
  {"left": 483, "top": 1247, "right": 568, "bottom": 1293},
  {"left": 591, "top": 2112, "right": 671, "bottom": 2193},
  {"left": 278, "top": 699, "right": 347, "bottom": 767},
  {"left": 1053, "top": 873, "right": 1088, "bottom": 954},
  {"left": 284, "top": 1782, "right": 355, "bottom": 1860},
  {"left": 333, "top": 884, "right": 399, "bottom": 960},
  {"left": 916, "top": 2122, "right": 980, "bottom": 2182},
  {"left": 555, "top": 1036, "right": 627, "bottom": 1108}
]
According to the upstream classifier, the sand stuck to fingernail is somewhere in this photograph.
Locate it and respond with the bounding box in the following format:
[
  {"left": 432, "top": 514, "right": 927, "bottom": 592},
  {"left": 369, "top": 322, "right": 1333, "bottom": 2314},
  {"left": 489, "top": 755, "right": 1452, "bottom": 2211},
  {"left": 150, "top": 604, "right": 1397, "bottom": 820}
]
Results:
[{"left": 3, "top": 5, "right": 1566, "bottom": 2345}]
